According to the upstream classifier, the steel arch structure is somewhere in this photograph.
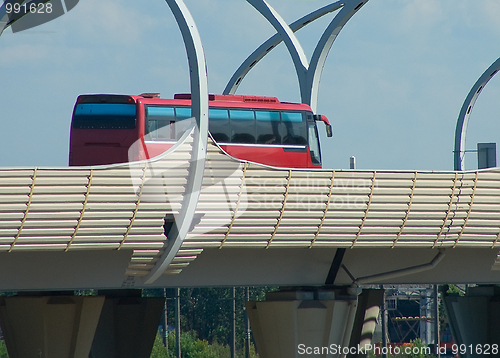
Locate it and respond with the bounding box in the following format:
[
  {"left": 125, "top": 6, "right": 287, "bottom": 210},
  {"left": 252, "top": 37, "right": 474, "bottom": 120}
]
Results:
[
  {"left": 0, "top": 0, "right": 42, "bottom": 36},
  {"left": 224, "top": 0, "right": 368, "bottom": 113},
  {"left": 144, "top": 0, "right": 209, "bottom": 284},
  {"left": 1, "top": 1, "right": 500, "bottom": 291},
  {"left": 1, "top": 0, "right": 211, "bottom": 286},
  {"left": 454, "top": 57, "right": 500, "bottom": 171}
]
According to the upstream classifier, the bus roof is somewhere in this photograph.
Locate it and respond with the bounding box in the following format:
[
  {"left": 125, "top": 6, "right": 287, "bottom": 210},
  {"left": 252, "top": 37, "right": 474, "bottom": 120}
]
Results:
[
  {"left": 174, "top": 93, "right": 279, "bottom": 103},
  {"left": 76, "top": 93, "right": 313, "bottom": 111}
]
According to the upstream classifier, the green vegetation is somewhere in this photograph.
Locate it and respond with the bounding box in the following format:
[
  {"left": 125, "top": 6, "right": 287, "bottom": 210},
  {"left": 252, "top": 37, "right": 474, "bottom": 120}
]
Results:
[
  {"left": 445, "top": 284, "right": 465, "bottom": 296},
  {"left": 368, "top": 339, "right": 435, "bottom": 358},
  {"left": 0, "top": 333, "right": 257, "bottom": 358},
  {"left": 0, "top": 287, "right": 272, "bottom": 358},
  {"left": 0, "top": 341, "right": 8, "bottom": 358},
  {"left": 146, "top": 287, "right": 275, "bottom": 351},
  {"left": 145, "top": 287, "right": 275, "bottom": 357},
  {"left": 406, "top": 339, "right": 435, "bottom": 358},
  {"left": 150, "top": 331, "right": 258, "bottom": 358}
]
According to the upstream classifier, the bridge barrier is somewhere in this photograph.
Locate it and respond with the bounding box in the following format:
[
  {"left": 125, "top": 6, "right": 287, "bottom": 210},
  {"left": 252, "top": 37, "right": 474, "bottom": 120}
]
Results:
[{"left": 2, "top": 131, "right": 500, "bottom": 278}]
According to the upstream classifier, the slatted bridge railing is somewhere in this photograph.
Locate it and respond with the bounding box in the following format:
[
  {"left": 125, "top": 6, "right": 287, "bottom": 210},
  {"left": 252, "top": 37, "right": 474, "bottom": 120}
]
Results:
[{"left": 1, "top": 130, "right": 500, "bottom": 277}]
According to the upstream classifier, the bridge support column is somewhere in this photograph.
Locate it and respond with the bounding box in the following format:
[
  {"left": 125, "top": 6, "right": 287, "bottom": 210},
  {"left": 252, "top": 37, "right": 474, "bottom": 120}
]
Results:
[
  {"left": 0, "top": 294, "right": 104, "bottom": 358},
  {"left": 348, "top": 289, "right": 384, "bottom": 358},
  {"left": 89, "top": 289, "right": 165, "bottom": 358},
  {"left": 246, "top": 287, "right": 361, "bottom": 358},
  {"left": 443, "top": 285, "right": 500, "bottom": 358}
]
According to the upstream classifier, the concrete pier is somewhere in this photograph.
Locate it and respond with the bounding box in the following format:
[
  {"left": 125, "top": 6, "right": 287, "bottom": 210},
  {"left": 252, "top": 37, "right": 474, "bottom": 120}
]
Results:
[
  {"left": 246, "top": 287, "right": 360, "bottom": 358},
  {"left": 89, "top": 290, "right": 165, "bottom": 358},
  {"left": 0, "top": 290, "right": 165, "bottom": 358},
  {"left": 443, "top": 285, "right": 500, "bottom": 358},
  {"left": 0, "top": 294, "right": 104, "bottom": 358}
]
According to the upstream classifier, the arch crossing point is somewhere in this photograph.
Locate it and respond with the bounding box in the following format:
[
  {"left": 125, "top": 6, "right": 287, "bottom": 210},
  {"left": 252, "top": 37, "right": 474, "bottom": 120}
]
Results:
[{"left": 224, "top": 0, "right": 368, "bottom": 113}]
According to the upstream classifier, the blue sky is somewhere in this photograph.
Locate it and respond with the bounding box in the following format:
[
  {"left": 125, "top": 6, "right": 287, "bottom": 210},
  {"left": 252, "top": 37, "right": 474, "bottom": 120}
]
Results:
[{"left": 0, "top": 0, "right": 499, "bottom": 170}]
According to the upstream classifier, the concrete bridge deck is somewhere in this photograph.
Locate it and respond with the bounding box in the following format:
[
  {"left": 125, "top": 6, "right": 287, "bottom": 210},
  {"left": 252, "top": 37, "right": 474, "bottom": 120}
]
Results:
[{"left": 1, "top": 128, "right": 499, "bottom": 289}]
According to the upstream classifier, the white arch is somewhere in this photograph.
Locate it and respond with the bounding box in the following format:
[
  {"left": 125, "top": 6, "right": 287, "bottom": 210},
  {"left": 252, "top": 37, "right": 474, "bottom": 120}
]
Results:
[
  {"left": 306, "top": 0, "right": 367, "bottom": 113},
  {"left": 247, "top": 0, "right": 310, "bottom": 104},
  {"left": 144, "top": 0, "right": 209, "bottom": 284},
  {"left": 454, "top": 57, "right": 500, "bottom": 171},
  {"left": 223, "top": 1, "right": 344, "bottom": 97},
  {"left": 0, "top": 0, "right": 42, "bottom": 36},
  {"left": 225, "top": 0, "right": 368, "bottom": 113}
]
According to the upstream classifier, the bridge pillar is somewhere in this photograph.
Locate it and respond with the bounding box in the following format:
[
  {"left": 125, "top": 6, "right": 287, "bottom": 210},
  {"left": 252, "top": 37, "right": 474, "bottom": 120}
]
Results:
[
  {"left": 246, "top": 287, "right": 361, "bottom": 358},
  {"left": 0, "top": 294, "right": 104, "bottom": 358},
  {"left": 348, "top": 289, "right": 384, "bottom": 358},
  {"left": 443, "top": 285, "right": 500, "bottom": 358},
  {"left": 89, "top": 289, "right": 165, "bottom": 358}
]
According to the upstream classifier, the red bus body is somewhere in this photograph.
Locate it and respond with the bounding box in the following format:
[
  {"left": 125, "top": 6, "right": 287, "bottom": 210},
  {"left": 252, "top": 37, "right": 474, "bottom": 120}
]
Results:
[{"left": 69, "top": 93, "right": 326, "bottom": 168}]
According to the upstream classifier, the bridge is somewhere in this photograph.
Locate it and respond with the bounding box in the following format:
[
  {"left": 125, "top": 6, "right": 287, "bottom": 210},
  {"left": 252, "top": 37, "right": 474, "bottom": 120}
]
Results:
[
  {"left": 1, "top": 0, "right": 500, "bottom": 357},
  {"left": 2, "top": 126, "right": 500, "bottom": 358},
  {"left": 2, "top": 130, "right": 500, "bottom": 290}
]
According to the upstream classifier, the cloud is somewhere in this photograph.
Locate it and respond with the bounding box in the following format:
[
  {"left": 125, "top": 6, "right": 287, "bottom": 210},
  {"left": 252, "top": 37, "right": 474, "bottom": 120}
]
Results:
[
  {"left": 397, "top": 0, "right": 444, "bottom": 33},
  {"left": 481, "top": 0, "right": 500, "bottom": 35},
  {"left": 0, "top": 42, "right": 50, "bottom": 66},
  {"left": 59, "top": 0, "right": 162, "bottom": 46}
]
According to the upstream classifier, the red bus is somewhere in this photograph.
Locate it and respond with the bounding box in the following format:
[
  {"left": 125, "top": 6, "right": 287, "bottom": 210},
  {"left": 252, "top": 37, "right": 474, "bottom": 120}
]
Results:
[{"left": 69, "top": 93, "right": 332, "bottom": 168}]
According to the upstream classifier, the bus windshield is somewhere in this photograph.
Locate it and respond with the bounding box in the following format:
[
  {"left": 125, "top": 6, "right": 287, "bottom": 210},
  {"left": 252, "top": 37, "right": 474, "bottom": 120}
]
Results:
[{"left": 72, "top": 103, "right": 137, "bottom": 129}]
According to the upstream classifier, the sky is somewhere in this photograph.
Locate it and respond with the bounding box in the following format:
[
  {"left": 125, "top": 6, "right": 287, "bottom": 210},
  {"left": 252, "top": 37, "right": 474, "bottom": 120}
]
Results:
[{"left": 0, "top": 0, "right": 499, "bottom": 171}]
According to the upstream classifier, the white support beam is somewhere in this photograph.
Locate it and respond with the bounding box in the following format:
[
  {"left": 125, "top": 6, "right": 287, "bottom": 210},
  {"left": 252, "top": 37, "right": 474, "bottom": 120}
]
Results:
[
  {"left": 227, "top": 0, "right": 368, "bottom": 113},
  {"left": 143, "top": 0, "right": 209, "bottom": 284},
  {"left": 247, "top": 0, "right": 309, "bottom": 103},
  {"left": 0, "top": 0, "right": 54, "bottom": 36},
  {"left": 306, "top": 0, "right": 367, "bottom": 113},
  {"left": 454, "top": 57, "right": 500, "bottom": 171},
  {"left": 223, "top": 1, "right": 344, "bottom": 96}
]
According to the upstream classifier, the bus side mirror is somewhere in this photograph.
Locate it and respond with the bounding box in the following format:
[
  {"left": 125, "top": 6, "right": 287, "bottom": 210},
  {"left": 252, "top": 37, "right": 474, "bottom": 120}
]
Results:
[
  {"left": 326, "top": 124, "right": 333, "bottom": 137},
  {"left": 314, "top": 114, "right": 333, "bottom": 137}
]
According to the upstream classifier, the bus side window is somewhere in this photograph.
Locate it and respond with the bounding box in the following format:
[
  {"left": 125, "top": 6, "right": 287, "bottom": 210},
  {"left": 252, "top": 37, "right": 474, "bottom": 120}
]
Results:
[
  {"left": 230, "top": 110, "right": 256, "bottom": 144},
  {"left": 209, "top": 109, "right": 230, "bottom": 142},
  {"left": 174, "top": 107, "right": 193, "bottom": 140},
  {"left": 256, "top": 110, "right": 281, "bottom": 144},
  {"left": 146, "top": 106, "right": 175, "bottom": 140},
  {"left": 282, "top": 112, "right": 306, "bottom": 145},
  {"left": 146, "top": 118, "right": 158, "bottom": 140}
]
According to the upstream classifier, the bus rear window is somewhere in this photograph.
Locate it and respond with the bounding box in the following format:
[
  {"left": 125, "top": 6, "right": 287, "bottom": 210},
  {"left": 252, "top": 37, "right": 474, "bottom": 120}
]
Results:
[{"left": 72, "top": 103, "right": 137, "bottom": 129}]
